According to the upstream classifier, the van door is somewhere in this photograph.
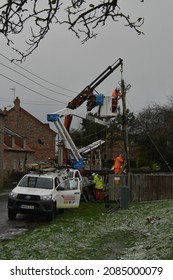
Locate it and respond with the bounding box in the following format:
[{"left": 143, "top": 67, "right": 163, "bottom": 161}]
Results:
[
  {"left": 74, "top": 170, "right": 83, "bottom": 191},
  {"left": 55, "top": 178, "right": 81, "bottom": 208}
]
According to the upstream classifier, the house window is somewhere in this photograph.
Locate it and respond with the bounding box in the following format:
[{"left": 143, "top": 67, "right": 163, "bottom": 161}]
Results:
[
  {"left": 19, "top": 159, "right": 24, "bottom": 171},
  {"left": 12, "top": 136, "right": 15, "bottom": 148},
  {"left": 13, "top": 159, "right": 16, "bottom": 170},
  {"left": 3, "top": 161, "right": 6, "bottom": 170}
]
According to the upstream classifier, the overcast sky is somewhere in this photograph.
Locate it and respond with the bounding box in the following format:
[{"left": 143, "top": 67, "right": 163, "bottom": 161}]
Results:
[{"left": 0, "top": 0, "right": 173, "bottom": 130}]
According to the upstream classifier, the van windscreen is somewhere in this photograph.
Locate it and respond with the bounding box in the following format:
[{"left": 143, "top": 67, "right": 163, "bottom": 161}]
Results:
[{"left": 18, "top": 176, "right": 53, "bottom": 189}]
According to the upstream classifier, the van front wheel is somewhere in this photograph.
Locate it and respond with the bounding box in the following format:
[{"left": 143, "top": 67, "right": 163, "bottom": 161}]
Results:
[
  {"left": 47, "top": 203, "right": 56, "bottom": 221},
  {"left": 8, "top": 209, "right": 16, "bottom": 220}
]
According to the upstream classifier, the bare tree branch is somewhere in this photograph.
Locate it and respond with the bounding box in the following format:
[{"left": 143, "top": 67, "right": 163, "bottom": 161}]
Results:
[{"left": 0, "top": 0, "right": 144, "bottom": 61}]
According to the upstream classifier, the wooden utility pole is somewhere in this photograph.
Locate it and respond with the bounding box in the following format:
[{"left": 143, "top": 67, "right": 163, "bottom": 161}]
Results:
[
  {"left": 119, "top": 65, "right": 132, "bottom": 208},
  {"left": 121, "top": 79, "right": 131, "bottom": 176}
]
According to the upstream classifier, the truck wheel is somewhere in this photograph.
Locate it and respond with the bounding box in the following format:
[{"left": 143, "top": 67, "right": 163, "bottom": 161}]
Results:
[
  {"left": 47, "top": 203, "right": 56, "bottom": 221},
  {"left": 8, "top": 210, "right": 16, "bottom": 220},
  {"left": 47, "top": 211, "right": 54, "bottom": 221},
  {"left": 58, "top": 208, "right": 64, "bottom": 214}
]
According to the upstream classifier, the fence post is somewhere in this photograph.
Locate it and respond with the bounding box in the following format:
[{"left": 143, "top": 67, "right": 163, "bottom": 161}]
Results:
[{"left": 120, "top": 186, "right": 129, "bottom": 209}]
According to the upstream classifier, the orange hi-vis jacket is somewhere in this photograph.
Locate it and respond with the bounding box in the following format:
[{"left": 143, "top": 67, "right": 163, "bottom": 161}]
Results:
[
  {"left": 112, "top": 89, "right": 121, "bottom": 98},
  {"left": 114, "top": 155, "right": 124, "bottom": 174}
]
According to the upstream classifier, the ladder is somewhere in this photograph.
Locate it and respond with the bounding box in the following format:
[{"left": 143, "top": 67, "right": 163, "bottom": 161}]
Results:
[{"left": 119, "top": 160, "right": 127, "bottom": 174}]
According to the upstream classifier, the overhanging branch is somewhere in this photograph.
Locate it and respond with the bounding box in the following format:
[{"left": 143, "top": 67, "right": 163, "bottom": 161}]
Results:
[{"left": 0, "top": 0, "right": 144, "bottom": 61}]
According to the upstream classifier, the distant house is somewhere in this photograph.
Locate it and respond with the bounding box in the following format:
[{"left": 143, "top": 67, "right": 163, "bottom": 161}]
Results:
[{"left": 4, "top": 97, "right": 57, "bottom": 163}]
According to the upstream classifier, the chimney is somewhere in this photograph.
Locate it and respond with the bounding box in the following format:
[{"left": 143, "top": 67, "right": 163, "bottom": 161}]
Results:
[{"left": 14, "top": 97, "right": 20, "bottom": 111}]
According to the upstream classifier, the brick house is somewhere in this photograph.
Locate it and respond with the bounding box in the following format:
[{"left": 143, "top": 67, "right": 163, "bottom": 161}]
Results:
[
  {"left": 4, "top": 97, "right": 57, "bottom": 163},
  {"left": 0, "top": 111, "right": 32, "bottom": 188},
  {"left": 4, "top": 127, "right": 35, "bottom": 172}
]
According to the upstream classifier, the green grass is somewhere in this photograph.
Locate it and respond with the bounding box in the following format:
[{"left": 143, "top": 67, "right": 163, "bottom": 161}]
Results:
[{"left": 0, "top": 200, "right": 173, "bottom": 260}]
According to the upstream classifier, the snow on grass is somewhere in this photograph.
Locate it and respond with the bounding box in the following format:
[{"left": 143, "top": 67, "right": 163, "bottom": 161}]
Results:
[{"left": 0, "top": 200, "right": 173, "bottom": 259}]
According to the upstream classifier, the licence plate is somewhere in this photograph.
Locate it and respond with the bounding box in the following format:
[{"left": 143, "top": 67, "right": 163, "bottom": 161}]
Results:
[{"left": 21, "top": 205, "right": 34, "bottom": 209}]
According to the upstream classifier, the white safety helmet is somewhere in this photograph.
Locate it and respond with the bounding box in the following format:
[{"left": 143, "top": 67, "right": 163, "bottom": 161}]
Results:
[{"left": 116, "top": 86, "right": 120, "bottom": 92}]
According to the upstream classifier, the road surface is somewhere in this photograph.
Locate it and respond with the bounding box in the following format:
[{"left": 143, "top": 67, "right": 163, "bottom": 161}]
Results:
[{"left": 0, "top": 192, "right": 47, "bottom": 241}]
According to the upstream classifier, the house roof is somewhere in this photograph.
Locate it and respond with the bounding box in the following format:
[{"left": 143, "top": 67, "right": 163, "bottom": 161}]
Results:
[
  {"left": 6, "top": 97, "right": 56, "bottom": 136},
  {"left": 0, "top": 109, "right": 6, "bottom": 116}
]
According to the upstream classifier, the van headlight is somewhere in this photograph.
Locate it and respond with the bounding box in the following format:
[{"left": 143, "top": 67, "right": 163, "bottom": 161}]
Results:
[
  {"left": 40, "top": 195, "right": 52, "bottom": 201},
  {"left": 9, "top": 192, "right": 18, "bottom": 199}
]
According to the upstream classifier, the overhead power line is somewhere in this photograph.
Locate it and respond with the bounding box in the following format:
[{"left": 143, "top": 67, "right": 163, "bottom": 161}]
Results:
[
  {"left": 0, "top": 61, "right": 72, "bottom": 98},
  {"left": 0, "top": 72, "right": 67, "bottom": 104},
  {"left": 0, "top": 52, "right": 78, "bottom": 94},
  {"left": 126, "top": 97, "right": 173, "bottom": 173},
  {"left": 0, "top": 97, "right": 63, "bottom": 107}
]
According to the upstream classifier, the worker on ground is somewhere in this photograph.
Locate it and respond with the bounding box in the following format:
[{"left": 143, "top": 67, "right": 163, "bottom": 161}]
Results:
[
  {"left": 112, "top": 86, "right": 122, "bottom": 113},
  {"left": 114, "top": 154, "right": 124, "bottom": 174},
  {"left": 92, "top": 173, "right": 104, "bottom": 201}
]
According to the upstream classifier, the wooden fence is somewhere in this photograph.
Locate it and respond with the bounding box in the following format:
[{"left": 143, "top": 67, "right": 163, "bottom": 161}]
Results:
[{"left": 108, "top": 174, "right": 173, "bottom": 202}]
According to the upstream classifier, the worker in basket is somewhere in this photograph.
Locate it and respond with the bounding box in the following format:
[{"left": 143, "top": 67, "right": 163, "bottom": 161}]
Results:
[
  {"left": 113, "top": 154, "right": 124, "bottom": 174},
  {"left": 92, "top": 173, "right": 104, "bottom": 201},
  {"left": 112, "top": 86, "right": 122, "bottom": 113}
]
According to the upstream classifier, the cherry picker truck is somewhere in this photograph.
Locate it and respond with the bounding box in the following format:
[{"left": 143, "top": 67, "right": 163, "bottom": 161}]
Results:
[{"left": 47, "top": 58, "right": 123, "bottom": 170}]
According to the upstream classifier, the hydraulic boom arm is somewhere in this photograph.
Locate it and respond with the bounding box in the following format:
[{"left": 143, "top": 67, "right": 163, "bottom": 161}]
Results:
[
  {"left": 67, "top": 58, "right": 123, "bottom": 110},
  {"left": 48, "top": 59, "right": 123, "bottom": 168}
]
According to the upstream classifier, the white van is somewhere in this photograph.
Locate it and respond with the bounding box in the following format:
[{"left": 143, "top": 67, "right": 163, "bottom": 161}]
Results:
[{"left": 8, "top": 170, "right": 81, "bottom": 221}]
